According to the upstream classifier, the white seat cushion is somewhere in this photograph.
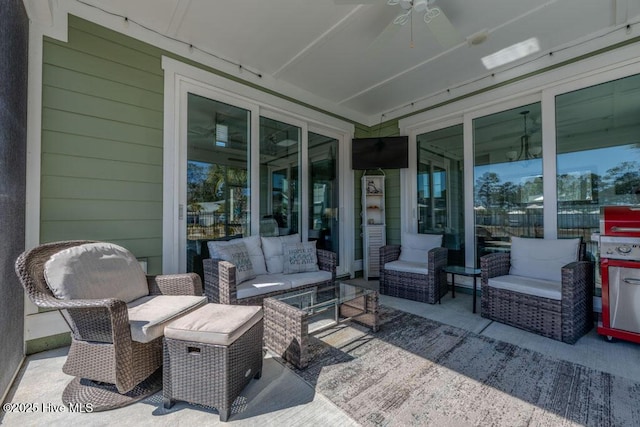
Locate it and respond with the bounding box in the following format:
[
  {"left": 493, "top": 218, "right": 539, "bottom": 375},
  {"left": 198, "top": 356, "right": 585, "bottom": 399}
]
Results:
[
  {"left": 126, "top": 295, "right": 207, "bottom": 343},
  {"left": 383, "top": 260, "right": 429, "bottom": 275},
  {"left": 44, "top": 242, "right": 149, "bottom": 303},
  {"left": 164, "top": 303, "right": 263, "bottom": 346},
  {"left": 487, "top": 274, "right": 562, "bottom": 301},
  {"left": 509, "top": 237, "right": 580, "bottom": 282},
  {"left": 288, "top": 271, "right": 333, "bottom": 288},
  {"left": 398, "top": 233, "right": 442, "bottom": 264},
  {"left": 236, "top": 274, "right": 293, "bottom": 299}
]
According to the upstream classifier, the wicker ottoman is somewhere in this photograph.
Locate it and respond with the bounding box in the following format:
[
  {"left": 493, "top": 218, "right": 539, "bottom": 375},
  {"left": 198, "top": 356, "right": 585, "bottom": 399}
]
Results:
[{"left": 163, "top": 303, "right": 264, "bottom": 421}]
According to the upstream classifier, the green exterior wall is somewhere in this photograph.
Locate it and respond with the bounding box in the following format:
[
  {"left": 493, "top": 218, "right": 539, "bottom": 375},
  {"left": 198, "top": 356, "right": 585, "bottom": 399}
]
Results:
[
  {"left": 41, "top": 16, "right": 400, "bottom": 274},
  {"left": 41, "top": 16, "right": 165, "bottom": 272}
]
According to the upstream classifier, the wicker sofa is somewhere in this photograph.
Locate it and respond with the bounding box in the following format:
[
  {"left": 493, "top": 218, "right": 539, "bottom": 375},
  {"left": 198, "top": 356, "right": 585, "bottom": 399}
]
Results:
[
  {"left": 203, "top": 234, "right": 336, "bottom": 305},
  {"left": 379, "top": 233, "right": 448, "bottom": 304},
  {"left": 480, "top": 237, "right": 593, "bottom": 344}
]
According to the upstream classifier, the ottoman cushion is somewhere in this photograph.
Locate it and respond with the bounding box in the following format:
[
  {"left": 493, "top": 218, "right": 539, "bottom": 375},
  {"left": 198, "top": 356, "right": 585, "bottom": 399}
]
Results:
[{"left": 164, "top": 303, "right": 263, "bottom": 346}]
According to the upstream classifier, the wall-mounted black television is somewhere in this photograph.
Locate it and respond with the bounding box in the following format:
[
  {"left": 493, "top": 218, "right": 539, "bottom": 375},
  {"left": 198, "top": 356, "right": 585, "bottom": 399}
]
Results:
[{"left": 351, "top": 136, "right": 408, "bottom": 169}]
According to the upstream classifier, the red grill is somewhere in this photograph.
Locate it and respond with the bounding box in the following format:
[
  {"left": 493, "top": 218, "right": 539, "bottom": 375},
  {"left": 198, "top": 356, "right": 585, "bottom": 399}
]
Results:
[{"left": 597, "top": 206, "right": 640, "bottom": 343}]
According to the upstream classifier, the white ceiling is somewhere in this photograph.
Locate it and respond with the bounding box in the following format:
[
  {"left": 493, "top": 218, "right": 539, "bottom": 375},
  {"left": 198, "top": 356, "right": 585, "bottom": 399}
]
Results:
[{"left": 27, "top": 0, "right": 640, "bottom": 125}]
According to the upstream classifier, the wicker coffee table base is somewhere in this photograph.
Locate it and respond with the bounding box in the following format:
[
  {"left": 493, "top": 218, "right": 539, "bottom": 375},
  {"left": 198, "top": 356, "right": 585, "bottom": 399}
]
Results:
[
  {"left": 61, "top": 368, "right": 162, "bottom": 412},
  {"left": 264, "top": 292, "right": 378, "bottom": 369}
]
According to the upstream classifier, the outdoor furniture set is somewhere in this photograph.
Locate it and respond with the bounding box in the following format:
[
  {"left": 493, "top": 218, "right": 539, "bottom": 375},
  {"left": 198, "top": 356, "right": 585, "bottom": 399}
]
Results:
[
  {"left": 378, "top": 232, "right": 594, "bottom": 344},
  {"left": 15, "top": 240, "right": 266, "bottom": 421},
  {"left": 14, "top": 233, "right": 593, "bottom": 421},
  {"left": 15, "top": 236, "right": 367, "bottom": 421}
]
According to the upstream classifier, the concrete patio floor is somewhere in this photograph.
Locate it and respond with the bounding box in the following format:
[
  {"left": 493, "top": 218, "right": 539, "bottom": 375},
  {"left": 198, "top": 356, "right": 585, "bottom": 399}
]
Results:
[{"left": 3, "top": 286, "right": 640, "bottom": 426}]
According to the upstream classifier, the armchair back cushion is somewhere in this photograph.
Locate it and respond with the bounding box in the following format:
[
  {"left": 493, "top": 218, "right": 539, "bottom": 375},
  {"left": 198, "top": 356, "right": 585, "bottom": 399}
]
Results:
[
  {"left": 398, "top": 233, "right": 443, "bottom": 264},
  {"left": 208, "top": 235, "right": 267, "bottom": 275},
  {"left": 509, "top": 237, "right": 581, "bottom": 282},
  {"left": 43, "top": 242, "right": 149, "bottom": 302},
  {"left": 261, "top": 233, "right": 300, "bottom": 274}
]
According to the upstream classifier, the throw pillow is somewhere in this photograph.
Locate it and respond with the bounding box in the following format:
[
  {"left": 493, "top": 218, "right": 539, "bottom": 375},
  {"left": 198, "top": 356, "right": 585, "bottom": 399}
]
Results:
[
  {"left": 261, "top": 233, "right": 300, "bottom": 274},
  {"left": 208, "top": 235, "right": 267, "bottom": 275},
  {"left": 215, "top": 242, "right": 256, "bottom": 283},
  {"left": 509, "top": 237, "right": 581, "bottom": 282},
  {"left": 283, "top": 241, "right": 319, "bottom": 274},
  {"left": 398, "top": 233, "right": 443, "bottom": 264}
]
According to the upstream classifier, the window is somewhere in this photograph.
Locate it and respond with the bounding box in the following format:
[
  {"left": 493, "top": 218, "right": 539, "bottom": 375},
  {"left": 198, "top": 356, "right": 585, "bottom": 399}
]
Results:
[
  {"left": 417, "top": 124, "right": 465, "bottom": 265},
  {"left": 473, "top": 102, "right": 543, "bottom": 265},
  {"left": 556, "top": 73, "right": 640, "bottom": 254}
]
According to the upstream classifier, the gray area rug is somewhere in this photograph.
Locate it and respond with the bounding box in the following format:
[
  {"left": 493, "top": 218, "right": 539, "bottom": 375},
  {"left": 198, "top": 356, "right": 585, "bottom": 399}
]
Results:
[{"left": 295, "top": 307, "right": 640, "bottom": 426}]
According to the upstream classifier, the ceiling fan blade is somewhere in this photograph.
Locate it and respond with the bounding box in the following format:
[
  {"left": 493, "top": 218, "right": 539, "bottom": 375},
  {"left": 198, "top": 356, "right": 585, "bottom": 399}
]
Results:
[{"left": 424, "top": 7, "right": 463, "bottom": 49}]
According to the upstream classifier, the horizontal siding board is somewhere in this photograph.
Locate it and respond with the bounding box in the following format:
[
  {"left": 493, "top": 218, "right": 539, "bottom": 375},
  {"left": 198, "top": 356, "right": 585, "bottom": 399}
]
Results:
[
  {"left": 42, "top": 109, "right": 162, "bottom": 147},
  {"left": 43, "top": 42, "right": 162, "bottom": 94},
  {"left": 61, "top": 25, "right": 163, "bottom": 76},
  {"left": 40, "top": 220, "right": 161, "bottom": 241},
  {"left": 43, "top": 64, "right": 163, "bottom": 111},
  {"left": 40, "top": 199, "right": 162, "bottom": 221},
  {"left": 42, "top": 86, "right": 162, "bottom": 129},
  {"left": 42, "top": 176, "right": 161, "bottom": 201},
  {"left": 42, "top": 131, "right": 162, "bottom": 165},
  {"left": 42, "top": 153, "right": 162, "bottom": 183},
  {"left": 69, "top": 15, "right": 166, "bottom": 60}
]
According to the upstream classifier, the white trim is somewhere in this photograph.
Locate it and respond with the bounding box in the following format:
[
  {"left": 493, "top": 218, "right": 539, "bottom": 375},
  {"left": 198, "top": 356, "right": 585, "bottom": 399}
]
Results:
[
  {"left": 541, "top": 88, "right": 558, "bottom": 239},
  {"left": 162, "top": 57, "right": 354, "bottom": 276}
]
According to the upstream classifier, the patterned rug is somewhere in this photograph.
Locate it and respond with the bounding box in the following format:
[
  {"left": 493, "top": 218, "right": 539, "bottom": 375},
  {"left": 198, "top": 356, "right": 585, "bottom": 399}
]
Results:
[{"left": 294, "top": 307, "right": 640, "bottom": 426}]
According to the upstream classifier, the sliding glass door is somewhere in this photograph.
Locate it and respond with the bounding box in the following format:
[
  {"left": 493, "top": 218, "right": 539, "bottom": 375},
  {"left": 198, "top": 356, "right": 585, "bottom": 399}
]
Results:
[
  {"left": 259, "top": 116, "right": 301, "bottom": 236},
  {"left": 309, "top": 132, "right": 339, "bottom": 258},
  {"left": 185, "top": 93, "right": 250, "bottom": 273}
]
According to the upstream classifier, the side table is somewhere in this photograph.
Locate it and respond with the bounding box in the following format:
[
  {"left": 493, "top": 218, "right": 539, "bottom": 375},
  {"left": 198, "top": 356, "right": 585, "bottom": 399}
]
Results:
[{"left": 444, "top": 266, "right": 481, "bottom": 313}]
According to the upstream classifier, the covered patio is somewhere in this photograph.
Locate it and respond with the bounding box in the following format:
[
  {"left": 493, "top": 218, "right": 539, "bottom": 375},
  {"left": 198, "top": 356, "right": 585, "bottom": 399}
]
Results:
[{"left": 4, "top": 0, "right": 640, "bottom": 425}]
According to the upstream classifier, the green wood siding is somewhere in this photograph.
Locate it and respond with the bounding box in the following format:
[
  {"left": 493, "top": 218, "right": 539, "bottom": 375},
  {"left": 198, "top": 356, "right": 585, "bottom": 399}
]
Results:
[{"left": 41, "top": 16, "right": 164, "bottom": 272}]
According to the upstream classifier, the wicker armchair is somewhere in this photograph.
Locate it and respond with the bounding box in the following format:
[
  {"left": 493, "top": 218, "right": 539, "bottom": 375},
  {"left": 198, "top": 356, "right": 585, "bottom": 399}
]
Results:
[
  {"left": 379, "top": 233, "right": 448, "bottom": 304},
  {"left": 480, "top": 237, "right": 593, "bottom": 344},
  {"left": 15, "top": 240, "right": 205, "bottom": 410}
]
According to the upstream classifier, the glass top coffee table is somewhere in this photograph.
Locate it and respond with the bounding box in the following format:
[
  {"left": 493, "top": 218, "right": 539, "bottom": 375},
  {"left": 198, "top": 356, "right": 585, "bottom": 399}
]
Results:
[{"left": 263, "top": 281, "right": 378, "bottom": 369}]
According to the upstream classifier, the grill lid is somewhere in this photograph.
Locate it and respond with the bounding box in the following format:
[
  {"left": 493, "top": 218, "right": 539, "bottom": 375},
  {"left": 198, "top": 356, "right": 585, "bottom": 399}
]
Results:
[{"left": 600, "top": 206, "right": 640, "bottom": 237}]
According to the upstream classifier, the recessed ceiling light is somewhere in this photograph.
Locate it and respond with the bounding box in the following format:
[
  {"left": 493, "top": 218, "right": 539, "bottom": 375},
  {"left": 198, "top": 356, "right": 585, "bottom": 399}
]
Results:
[{"left": 481, "top": 37, "right": 540, "bottom": 70}]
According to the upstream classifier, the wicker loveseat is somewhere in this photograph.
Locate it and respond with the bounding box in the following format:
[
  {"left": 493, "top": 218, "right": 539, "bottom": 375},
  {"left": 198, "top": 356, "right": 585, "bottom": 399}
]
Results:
[
  {"left": 203, "top": 234, "right": 336, "bottom": 305},
  {"left": 480, "top": 237, "right": 593, "bottom": 344},
  {"left": 379, "top": 233, "right": 448, "bottom": 304},
  {"left": 15, "top": 240, "right": 206, "bottom": 410}
]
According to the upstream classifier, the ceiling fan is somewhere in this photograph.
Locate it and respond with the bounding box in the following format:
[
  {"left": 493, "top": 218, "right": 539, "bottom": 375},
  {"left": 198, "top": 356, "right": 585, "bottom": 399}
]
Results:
[
  {"left": 335, "top": 0, "right": 461, "bottom": 48},
  {"left": 390, "top": 0, "right": 441, "bottom": 26}
]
